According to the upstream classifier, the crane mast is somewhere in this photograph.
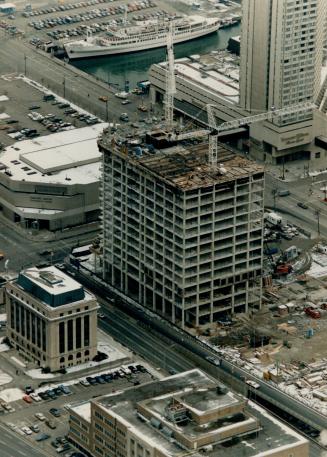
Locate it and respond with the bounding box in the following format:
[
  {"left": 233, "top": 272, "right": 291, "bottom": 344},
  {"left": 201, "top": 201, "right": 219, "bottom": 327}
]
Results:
[{"left": 164, "top": 20, "right": 176, "bottom": 133}]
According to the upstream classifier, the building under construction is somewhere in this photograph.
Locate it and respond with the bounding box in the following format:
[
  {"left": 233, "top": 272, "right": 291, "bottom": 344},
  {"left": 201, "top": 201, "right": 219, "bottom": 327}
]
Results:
[{"left": 98, "top": 129, "right": 264, "bottom": 328}]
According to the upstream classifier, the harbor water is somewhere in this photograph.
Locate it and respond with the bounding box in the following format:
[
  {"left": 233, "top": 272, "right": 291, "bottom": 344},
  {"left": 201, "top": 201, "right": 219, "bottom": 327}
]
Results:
[{"left": 71, "top": 23, "right": 241, "bottom": 90}]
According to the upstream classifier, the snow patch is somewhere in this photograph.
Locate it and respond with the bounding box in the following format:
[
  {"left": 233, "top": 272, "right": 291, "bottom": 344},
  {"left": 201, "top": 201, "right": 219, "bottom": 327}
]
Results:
[{"left": 0, "top": 388, "right": 23, "bottom": 403}]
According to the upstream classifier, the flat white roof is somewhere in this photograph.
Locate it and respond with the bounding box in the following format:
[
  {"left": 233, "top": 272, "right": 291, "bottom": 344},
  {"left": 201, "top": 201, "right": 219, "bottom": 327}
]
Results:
[
  {"left": 21, "top": 139, "right": 101, "bottom": 173},
  {"left": 70, "top": 402, "right": 91, "bottom": 422},
  {"left": 174, "top": 62, "right": 239, "bottom": 103},
  {"left": 22, "top": 266, "right": 83, "bottom": 296},
  {"left": 0, "top": 124, "right": 107, "bottom": 185}
]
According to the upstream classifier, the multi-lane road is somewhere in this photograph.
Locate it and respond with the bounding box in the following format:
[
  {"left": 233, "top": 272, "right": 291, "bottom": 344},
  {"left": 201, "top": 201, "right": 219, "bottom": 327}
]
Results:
[
  {"left": 0, "top": 421, "right": 48, "bottom": 457},
  {"left": 98, "top": 305, "right": 193, "bottom": 373},
  {"left": 265, "top": 172, "right": 327, "bottom": 237}
]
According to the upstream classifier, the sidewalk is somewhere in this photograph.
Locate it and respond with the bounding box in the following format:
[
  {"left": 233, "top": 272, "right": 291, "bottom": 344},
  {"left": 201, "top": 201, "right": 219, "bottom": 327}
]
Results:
[
  {"left": 267, "top": 157, "right": 327, "bottom": 182},
  {"left": 0, "top": 212, "right": 100, "bottom": 243}
]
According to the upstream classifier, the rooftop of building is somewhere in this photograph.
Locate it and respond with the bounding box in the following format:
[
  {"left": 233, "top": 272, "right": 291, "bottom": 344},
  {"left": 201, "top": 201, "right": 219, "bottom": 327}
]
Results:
[
  {"left": 70, "top": 369, "right": 307, "bottom": 457},
  {"left": 13, "top": 266, "right": 94, "bottom": 307},
  {"left": 0, "top": 123, "right": 107, "bottom": 185},
  {"left": 106, "top": 141, "right": 264, "bottom": 191},
  {"left": 153, "top": 50, "right": 240, "bottom": 105}
]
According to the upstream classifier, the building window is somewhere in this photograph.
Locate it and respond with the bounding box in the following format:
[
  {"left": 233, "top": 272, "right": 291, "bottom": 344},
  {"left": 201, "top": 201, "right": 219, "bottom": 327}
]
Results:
[
  {"left": 84, "top": 316, "right": 90, "bottom": 346},
  {"left": 67, "top": 319, "right": 74, "bottom": 351},
  {"left": 59, "top": 322, "right": 65, "bottom": 353},
  {"left": 85, "top": 349, "right": 89, "bottom": 356},
  {"left": 60, "top": 356, "right": 65, "bottom": 363},
  {"left": 68, "top": 354, "right": 73, "bottom": 361},
  {"left": 76, "top": 317, "right": 82, "bottom": 349},
  {"left": 76, "top": 352, "right": 81, "bottom": 359}
]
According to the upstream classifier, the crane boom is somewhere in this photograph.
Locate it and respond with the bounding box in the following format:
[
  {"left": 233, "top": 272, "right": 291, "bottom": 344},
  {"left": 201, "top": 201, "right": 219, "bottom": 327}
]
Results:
[
  {"left": 164, "top": 20, "right": 176, "bottom": 132},
  {"left": 171, "top": 101, "right": 315, "bottom": 167}
]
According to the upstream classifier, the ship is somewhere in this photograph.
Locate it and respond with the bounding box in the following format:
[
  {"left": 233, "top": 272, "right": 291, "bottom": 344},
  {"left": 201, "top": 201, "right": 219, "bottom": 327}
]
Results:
[{"left": 64, "top": 16, "right": 220, "bottom": 60}]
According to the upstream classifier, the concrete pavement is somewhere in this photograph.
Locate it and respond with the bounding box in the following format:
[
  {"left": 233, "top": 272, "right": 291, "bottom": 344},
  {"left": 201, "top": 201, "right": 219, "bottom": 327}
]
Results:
[{"left": 0, "top": 421, "right": 48, "bottom": 457}]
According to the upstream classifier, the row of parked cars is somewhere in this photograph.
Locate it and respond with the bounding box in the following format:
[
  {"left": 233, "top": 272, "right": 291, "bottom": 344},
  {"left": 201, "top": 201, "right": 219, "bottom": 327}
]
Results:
[
  {"left": 23, "top": 0, "right": 125, "bottom": 17},
  {"left": 81, "top": 364, "right": 146, "bottom": 387},
  {"left": 45, "top": 10, "right": 166, "bottom": 40},
  {"left": 28, "top": 0, "right": 155, "bottom": 31}
]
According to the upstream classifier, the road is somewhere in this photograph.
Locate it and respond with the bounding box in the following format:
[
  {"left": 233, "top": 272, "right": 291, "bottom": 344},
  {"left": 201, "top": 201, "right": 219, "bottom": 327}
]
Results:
[
  {"left": 98, "top": 304, "right": 194, "bottom": 373},
  {"left": 0, "top": 421, "right": 47, "bottom": 457},
  {"left": 0, "top": 36, "right": 158, "bottom": 124},
  {"left": 265, "top": 173, "right": 327, "bottom": 237},
  {"left": 0, "top": 219, "right": 96, "bottom": 273}
]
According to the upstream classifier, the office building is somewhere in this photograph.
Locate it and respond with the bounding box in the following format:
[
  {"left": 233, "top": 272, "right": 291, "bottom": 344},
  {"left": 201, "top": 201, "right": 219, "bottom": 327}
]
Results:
[
  {"left": 0, "top": 124, "right": 106, "bottom": 231},
  {"left": 68, "top": 369, "right": 309, "bottom": 457},
  {"left": 149, "top": 53, "right": 247, "bottom": 133},
  {"left": 5, "top": 266, "right": 98, "bottom": 371},
  {"left": 240, "top": 0, "right": 326, "bottom": 162},
  {"left": 99, "top": 133, "right": 264, "bottom": 328}
]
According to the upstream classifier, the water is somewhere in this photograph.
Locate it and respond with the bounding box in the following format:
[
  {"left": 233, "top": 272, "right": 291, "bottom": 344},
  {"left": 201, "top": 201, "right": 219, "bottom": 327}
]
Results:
[{"left": 72, "top": 24, "right": 241, "bottom": 90}]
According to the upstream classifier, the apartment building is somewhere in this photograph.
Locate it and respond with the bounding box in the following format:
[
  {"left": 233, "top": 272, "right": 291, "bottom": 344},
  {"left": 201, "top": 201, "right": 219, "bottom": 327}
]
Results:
[
  {"left": 240, "top": 0, "right": 326, "bottom": 162},
  {"left": 99, "top": 134, "right": 264, "bottom": 328},
  {"left": 67, "top": 369, "right": 309, "bottom": 457},
  {"left": 5, "top": 266, "right": 98, "bottom": 371}
]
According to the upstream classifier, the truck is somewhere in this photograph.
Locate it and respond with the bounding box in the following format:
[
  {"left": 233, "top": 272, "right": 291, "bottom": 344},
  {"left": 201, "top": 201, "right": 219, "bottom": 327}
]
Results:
[{"left": 265, "top": 212, "right": 282, "bottom": 226}]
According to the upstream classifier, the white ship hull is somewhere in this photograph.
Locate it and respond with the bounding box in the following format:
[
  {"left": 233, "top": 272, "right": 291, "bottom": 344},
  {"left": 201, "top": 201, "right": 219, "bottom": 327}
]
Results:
[{"left": 65, "top": 22, "right": 219, "bottom": 60}]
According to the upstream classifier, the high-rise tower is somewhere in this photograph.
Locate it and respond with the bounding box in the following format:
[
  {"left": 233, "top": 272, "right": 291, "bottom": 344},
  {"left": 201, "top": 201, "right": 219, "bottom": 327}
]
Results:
[{"left": 240, "top": 0, "right": 325, "bottom": 162}]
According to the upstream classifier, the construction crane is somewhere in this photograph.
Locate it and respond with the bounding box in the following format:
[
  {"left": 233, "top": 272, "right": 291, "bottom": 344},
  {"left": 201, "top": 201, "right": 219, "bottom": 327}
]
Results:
[
  {"left": 172, "top": 101, "right": 315, "bottom": 167},
  {"left": 164, "top": 20, "right": 176, "bottom": 133}
]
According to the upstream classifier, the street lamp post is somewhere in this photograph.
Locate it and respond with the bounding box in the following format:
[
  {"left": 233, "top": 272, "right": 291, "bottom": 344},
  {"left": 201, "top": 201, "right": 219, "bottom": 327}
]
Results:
[
  {"left": 315, "top": 209, "right": 321, "bottom": 237},
  {"left": 24, "top": 54, "right": 27, "bottom": 75}
]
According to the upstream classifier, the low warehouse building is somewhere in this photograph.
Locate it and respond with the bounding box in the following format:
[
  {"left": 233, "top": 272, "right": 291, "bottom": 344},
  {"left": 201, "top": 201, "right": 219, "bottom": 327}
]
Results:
[{"left": 0, "top": 123, "right": 106, "bottom": 231}]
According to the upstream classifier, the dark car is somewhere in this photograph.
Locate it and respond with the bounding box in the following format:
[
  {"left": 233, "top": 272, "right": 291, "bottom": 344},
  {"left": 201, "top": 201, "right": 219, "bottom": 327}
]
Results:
[
  {"left": 53, "top": 387, "right": 63, "bottom": 396},
  {"left": 39, "top": 249, "right": 52, "bottom": 256},
  {"left": 35, "top": 433, "right": 50, "bottom": 442},
  {"left": 86, "top": 376, "right": 97, "bottom": 385},
  {"left": 29, "top": 105, "right": 40, "bottom": 110},
  {"left": 38, "top": 391, "right": 49, "bottom": 400},
  {"left": 95, "top": 376, "right": 105, "bottom": 384},
  {"left": 7, "top": 119, "right": 18, "bottom": 124},
  {"left": 103, "top": 374, "right": 113, "bottom": 383},
  {"left": 46, "top": 390, "right": 57, "bottom": 400},
  {"left": 25, "top": 386, "right": 34, "bottom": 395},
  {"left": 49, "top": 407, "right": 61, "bottom": 417},
  {"left": 297, "top": 202, "right": 308, "bottom": 209}
]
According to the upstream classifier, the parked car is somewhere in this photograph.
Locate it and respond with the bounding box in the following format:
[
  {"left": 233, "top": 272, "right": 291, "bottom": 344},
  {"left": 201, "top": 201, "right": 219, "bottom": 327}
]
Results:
[
  {"left": 21, "top": 426, "right": 33, "bottom": 435},
  {"left": 35, "top": 412, "right": 46, "bottom": 421},
  {"left": 23, "top": 395, "right": 33, "bottom": 404},
  {"left": 45, "top": 419, "right": 57, "bottom": 429},
  {"left": 59, "top": 384, "right": 72, "bottom": 395},
  {"left": 30, "top": 424, "right": 40, "bottom": 433},
  {"left": 35, "top": 433, "right": 50, "bottom": 442},
  {"left": 80, "top": 379, "right": 90, "bottom": 387},
  {"left": 49, "top": 407, "right": 62, "bottom": 417},
  {"left": 30, "top": 392, "right": 42, "bottom": 402},
  {"left": 297, "top": 202, "right": 308, "bottom": 209}
]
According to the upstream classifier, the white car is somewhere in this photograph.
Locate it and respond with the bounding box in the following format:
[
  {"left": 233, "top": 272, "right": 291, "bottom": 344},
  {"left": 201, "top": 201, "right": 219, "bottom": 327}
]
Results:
[
  {"left": 21, "top": 426, "right": 33, "bottom": 435},
  {"left": 35, "top": 412, "right": 46, "bottom": 421},
  {"left": 30, "top": 393, "right": 42, "bottom": 402},
  {"left": 246, "top": 380, "right": 260, "bottom": 389}
]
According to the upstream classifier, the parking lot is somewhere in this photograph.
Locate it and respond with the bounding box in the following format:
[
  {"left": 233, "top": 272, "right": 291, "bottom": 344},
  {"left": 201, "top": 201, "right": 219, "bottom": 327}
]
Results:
[
  {"left": 1, "top": 363, "right": 153, "bottom": 456},
  {"left": 0, "top": 75, "right": 100, "bottom": 148},
  {"left": 0, "top": 0, "right": 177, "bottom": 45}
]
